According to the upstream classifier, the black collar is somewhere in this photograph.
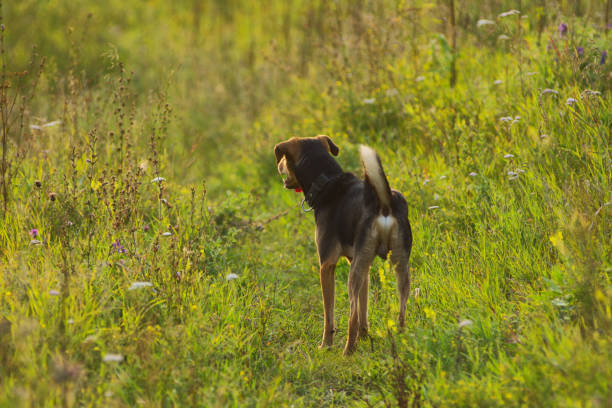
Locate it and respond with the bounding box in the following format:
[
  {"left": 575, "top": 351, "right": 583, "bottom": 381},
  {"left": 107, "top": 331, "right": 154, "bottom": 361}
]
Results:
[{"left": 304, "top": 173, "right": 344, "bottom": 209}]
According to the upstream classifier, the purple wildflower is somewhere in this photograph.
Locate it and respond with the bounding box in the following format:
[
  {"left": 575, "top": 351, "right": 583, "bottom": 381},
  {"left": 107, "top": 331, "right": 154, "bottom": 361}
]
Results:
[
  {"left": 558, "top": 23, "right": 568, "bottom": 37},
  {"left": 112, "top": 239, "right": 127, "bottom": 254},
  {"left": 601, "top": 51, "right": 608, "bottom": 65},
  {"left": 29, "top": 229, "right": 38, "bottom": 238},
  {"left": 576, "top": 46, "right": 584, "bottom": 57}
]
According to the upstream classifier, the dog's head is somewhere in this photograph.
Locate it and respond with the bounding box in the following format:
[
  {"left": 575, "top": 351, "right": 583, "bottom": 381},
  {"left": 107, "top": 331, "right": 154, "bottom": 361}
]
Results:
[{"left": 274, "top": 135, "right": 339, "bottom": 190}]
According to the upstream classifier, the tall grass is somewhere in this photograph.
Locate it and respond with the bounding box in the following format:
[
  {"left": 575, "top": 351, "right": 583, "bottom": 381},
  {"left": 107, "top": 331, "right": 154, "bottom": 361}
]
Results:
[{"left": 1, "top": 0, "right": 611, "bottom": 406}]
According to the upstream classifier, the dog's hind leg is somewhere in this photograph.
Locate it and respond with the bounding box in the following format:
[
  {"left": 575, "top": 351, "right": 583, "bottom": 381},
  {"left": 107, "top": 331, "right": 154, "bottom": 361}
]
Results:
[
  {"left": 391, "top": 237, "right": 411, "bottom": 329},
  {"left": 344, "top": 248, "right": 376, "bottom": 356},
  {"left": 357, "top": 271, "right": 369, "bottom": 340}
]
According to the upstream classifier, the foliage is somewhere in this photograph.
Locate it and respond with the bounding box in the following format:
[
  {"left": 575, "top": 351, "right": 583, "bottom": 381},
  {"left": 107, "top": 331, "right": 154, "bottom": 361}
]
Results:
[{"left": 0, "top": 0, "right": 611, "bottom": 406}]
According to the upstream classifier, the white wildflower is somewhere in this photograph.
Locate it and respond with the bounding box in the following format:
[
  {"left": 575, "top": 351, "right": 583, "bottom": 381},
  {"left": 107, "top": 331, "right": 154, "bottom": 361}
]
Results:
[
  {"left": 385, "top": 88, "right": 399, "bottom": 97},
  {"left": 498, "top": 10, "right": 520, "bottom": 18},
  {"left": 162, "top": 232, "right": 172, "bottom": 237},
  {"left": 49, "top": 289, "right": 60, "bottom": 296},
  {"left": 42, "top": 120, "right": 61, "bottom": 128},
  {"left": 477, "top": 19, "right": 495, "bottom": 27},
  {"left": 427, "top": 205, "right": 439, "bottom": 210},
  {"left": 416, "top": 76, "right": 425, "bottom": 82},
  {"left": 128, "top": 281, "right": 153, "bottom": 291},
  {"left": 363, "top": 98, "right": 376, "bottom": 105},
  {"left": 493, "top": 80, "right": 503, "bottom": 85},
  {"left": 30, "top": 239, "right": 42, "bottom": 245},
  {"left": 458, "top": 319, "right": 473, "bottom": 329},
  {"left": 151, "top": 177, "right": 165, "bottom": 183},
  {"left": 434, "top": 193, "right": 441, "bottom": 201},
  {"left": 504, "top": 153, "right": 514, "bottom": 158},
  {"left": 497, "top": 34, "right": 511, "bottom": 40},
  {"left": 469, "top": 172, "right": 477, "bottom": 177},
  {"left": 226, "top": 273, "right": 239, "bottom": 281},
  {"left": 566, "top": 97, "right": 577, "bottom": 106},
  {"left": 500, "top": 116, "right": 513, "bottom": 123},
  {"left": 103, "top": 353, "right": 124, "bottom": 363}
]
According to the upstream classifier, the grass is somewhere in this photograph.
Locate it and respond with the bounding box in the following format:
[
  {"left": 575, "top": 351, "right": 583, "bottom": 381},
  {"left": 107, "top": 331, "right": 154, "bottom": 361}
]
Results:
[{"left": 1, "top": 0, "right": 611, "bottom": 406}]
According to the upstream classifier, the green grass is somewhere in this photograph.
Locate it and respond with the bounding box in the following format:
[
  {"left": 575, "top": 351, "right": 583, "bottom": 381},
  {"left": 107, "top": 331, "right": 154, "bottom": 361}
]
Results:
[{"left": 1, "top": 0, "right": 611, "bottom": 406}]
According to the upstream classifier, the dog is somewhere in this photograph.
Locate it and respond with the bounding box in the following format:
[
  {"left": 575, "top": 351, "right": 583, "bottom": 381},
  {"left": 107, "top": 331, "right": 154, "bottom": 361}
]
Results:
[{"left": 274, "top": 135, "right": 412, "bottom": 355}]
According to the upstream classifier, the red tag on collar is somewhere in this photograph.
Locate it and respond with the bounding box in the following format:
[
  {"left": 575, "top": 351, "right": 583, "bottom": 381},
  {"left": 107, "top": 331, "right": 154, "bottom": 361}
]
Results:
[{"left": 294, "top": 188, "right": 302, "bottom": 193}]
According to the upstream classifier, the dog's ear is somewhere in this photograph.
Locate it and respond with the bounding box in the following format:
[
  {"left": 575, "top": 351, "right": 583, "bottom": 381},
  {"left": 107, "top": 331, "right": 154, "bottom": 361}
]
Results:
[
  {"left": 317, "top": 135, "right": 339, "bottom": 156},
  {"left": 274, "top": 137, "right": 301, "bottom": 164}
]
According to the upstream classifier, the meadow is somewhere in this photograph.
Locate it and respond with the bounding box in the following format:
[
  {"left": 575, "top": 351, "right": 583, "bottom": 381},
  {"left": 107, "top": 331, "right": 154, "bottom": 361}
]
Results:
[{"left": 0, "top": 0, "right": 610, "bottom": 406}]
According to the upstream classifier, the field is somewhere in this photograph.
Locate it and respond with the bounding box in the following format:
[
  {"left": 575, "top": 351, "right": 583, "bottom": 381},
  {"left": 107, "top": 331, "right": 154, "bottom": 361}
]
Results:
[{"left": 1, "top": 0, "right": 611, "bottom": 406}]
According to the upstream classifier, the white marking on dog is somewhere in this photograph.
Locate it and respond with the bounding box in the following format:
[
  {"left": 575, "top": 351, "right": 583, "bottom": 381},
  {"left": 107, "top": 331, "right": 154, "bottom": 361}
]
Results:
[{"left": 375, "top": 215, "right": 395, "bottom": 234}]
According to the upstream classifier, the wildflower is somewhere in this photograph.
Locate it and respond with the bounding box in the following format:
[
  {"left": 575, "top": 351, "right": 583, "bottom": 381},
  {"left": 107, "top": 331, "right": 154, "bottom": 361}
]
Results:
[
  {"left": 526, "top": 71, "right": 537, "bottom": 76},
  {"left": 161, "top": 198, "right": 172, "bottom": 208},
  {"left": 49, "top": 289, "right": 60, "bottom": 296},
  {"left": 363, "top": 98, "right": 376, "bottom": 105},
  {"left": 601, "top": 50, "right": 608, "bottom": 65},
  {"left": 29, "top": 229, "right": 38, "bottom": 238},
  {"left": 566, "top": 97, "right": 577, "bottom": 106},
  {"left": 493, "top": 80, "right": 503, "bottom": 85},
  {"left": 477, "top": 19, "right": 495, "bottom": 28},
  {"left": 226, "top": 273, "right": 239, "bottom": 281},
  {"left": 508, "top": 171, "right": 519, "bottom": 180},
  {"left": 458, "top": 319, "right": 473, "bottom": 329},
  {"left": 576, "top": 46, "right": 585, "bottom": 57},
  {"left": 584, "top": 90, "right": 601, "bottom": 97},
  {"left": 48, "top": 192, "right": 57, "bottom": 201},
  {"left": 469, "top": 172, "right": 477, "bottom": 177},
  {"left": 498, "top": 10, "right": 520, "bottom": 18},
  {"left": 423, "top": 179, "right": 430, "bottom": 185},
  {"left": 30, "top": 239, "right": 42, "bottom": 246},
  {"left": 144, "top": 224, "right": 150, "bottom": 232},
  {"left": 427, "top": 205, "right": 439, "bottom": 210},
  {"left": 111, "top": 239, "right": 127, "bottom": 254},
  {"left": 42, "top": 120, "right": 61, "bottom": 128},
  {"left": 434, "top": 193, "right": 440, "bottom": 201},
  {"left": 558, "top": 23, "right": 568, "bottom": 37},
  {"left": 151, "top": 177, "right": 165, "bottom": 183},
  {"left": 439, "top": 175, "right": 447, "bottom": 180},
  {"left": 504, "top": 153, "right": 514, "bottom": 158},
  {"left": 416, "top": 76, "right": 425, "bottom": 82},
  {"left": 497, "top": 34, "right": 510, "bottom": 41},
  {"left": 128, "top": 282, "right": 153, "bottom": 291},
  {"left": 162, "top": 232, "right": 172, "bottom": 237},
  {"left": 385, "top": 88, "right": 399, "bottom": 96},
  {"left": 414, "top": 287, "right": 420, "bottom": 299},
  {"left": 500, "top": 116, "right": 513, "bottom": 123},
  {"left": 541, "top": 88, "right": 559, "bottom": 96},
  {"left": 102, "top": 353, "right": 124, "bottom": 363}
]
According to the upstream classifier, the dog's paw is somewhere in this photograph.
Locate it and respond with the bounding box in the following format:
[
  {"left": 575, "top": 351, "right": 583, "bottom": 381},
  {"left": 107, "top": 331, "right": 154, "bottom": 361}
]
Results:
[
  {"left": 319, "top": 338, "right": 333, "bottom": 349},
  {"left": 343, "top": 343, "right": 357, "bottom": 356}
]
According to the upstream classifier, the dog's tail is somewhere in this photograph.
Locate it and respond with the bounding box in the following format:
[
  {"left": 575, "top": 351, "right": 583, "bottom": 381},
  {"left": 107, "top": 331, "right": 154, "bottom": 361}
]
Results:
[{"left": 359, "top": 145, "right": 392, "bottom": 215}]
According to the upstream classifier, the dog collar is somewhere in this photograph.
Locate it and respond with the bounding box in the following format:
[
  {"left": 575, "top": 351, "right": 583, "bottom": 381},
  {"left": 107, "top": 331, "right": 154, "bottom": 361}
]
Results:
[{"left": 304, "top": 173, "right": 343, "bottom": 209}]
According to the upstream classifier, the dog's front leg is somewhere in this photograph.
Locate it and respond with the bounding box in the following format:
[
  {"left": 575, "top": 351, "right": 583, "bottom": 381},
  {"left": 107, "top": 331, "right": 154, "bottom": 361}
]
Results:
[{"left": 319, "top": 261, "right": 337, "bottom": 348}]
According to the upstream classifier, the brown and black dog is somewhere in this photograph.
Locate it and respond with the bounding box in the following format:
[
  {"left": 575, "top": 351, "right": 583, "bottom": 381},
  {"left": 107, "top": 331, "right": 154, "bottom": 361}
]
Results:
[{"left": 274, "top": 136, "right": 412, "bottom": 355}]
